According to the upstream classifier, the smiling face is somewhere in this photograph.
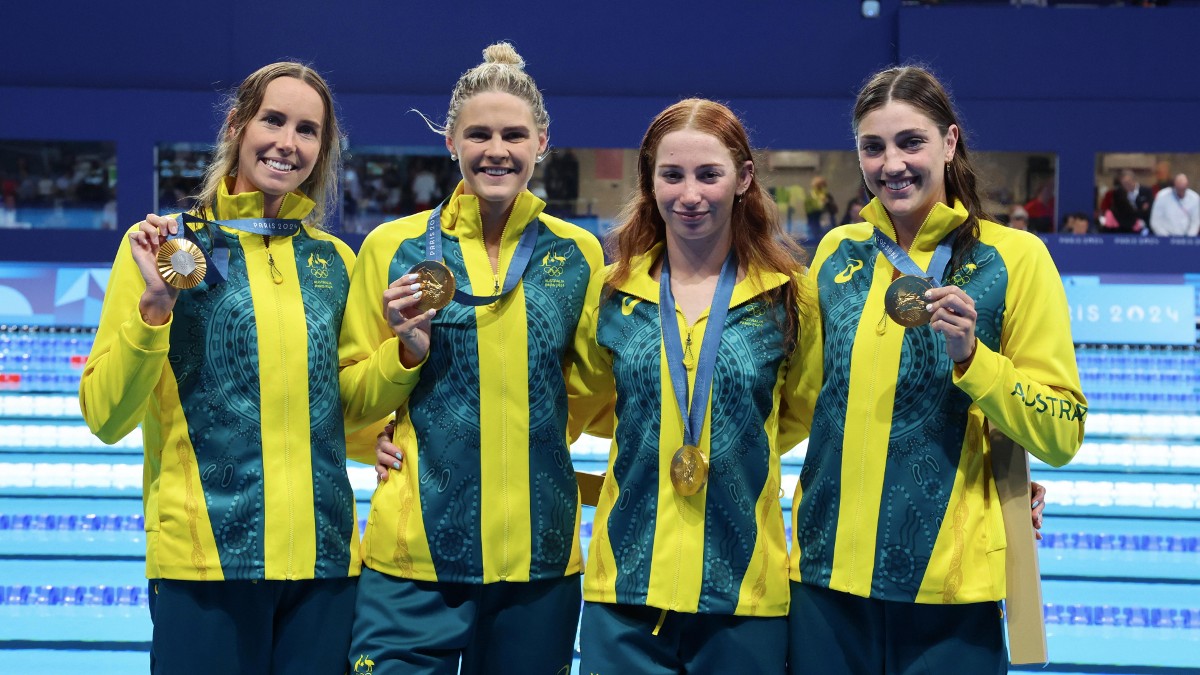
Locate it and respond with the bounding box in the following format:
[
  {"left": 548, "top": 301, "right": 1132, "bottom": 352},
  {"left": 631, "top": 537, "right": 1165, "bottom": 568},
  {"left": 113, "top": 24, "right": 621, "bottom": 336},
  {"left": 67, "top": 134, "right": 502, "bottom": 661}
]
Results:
[
  {"left": 446, "top": 90, "right": 548, "bottom": 211},
  {"left": 232, "top": 76, "right": 325, "bottom": 216},
  {"left": 653, "top": 128, "right": 752, "bottom": 246},
  {"left": 856, "top": 100, "right": 958, "bottom": 234}
]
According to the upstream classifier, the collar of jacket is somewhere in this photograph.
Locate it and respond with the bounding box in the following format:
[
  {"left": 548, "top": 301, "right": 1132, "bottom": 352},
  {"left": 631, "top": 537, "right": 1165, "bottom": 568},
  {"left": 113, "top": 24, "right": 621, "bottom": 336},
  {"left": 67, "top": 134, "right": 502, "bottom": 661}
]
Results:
[
  {"left": 611, "top": 241, "right": 793, "bottom": 307},
  {"left": 860, "top": 197, "right": 969, "bottom": 253},
  {"left": 440, "top": 181, "right": 545, "bottom": 245},
  {"left": 214, "top": 176, "right": 316, "bottom": 222}
]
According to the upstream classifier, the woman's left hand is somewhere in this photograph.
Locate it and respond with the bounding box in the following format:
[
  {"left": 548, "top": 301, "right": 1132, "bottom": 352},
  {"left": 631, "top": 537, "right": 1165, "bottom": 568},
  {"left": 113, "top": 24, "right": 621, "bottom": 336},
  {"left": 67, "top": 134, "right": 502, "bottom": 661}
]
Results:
[
  {"left": 925, "top": 285, "right": 977, "bottom": 366},
  {"left": 1031, "top": 481, "right": 1046, "bottom": 540}
]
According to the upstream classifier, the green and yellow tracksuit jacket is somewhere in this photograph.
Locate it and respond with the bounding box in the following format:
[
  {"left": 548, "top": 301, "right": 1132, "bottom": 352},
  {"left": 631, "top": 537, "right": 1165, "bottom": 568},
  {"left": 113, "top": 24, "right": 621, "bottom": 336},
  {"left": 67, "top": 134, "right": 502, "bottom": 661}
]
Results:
[
  {"left": 790, "top": 198, "right": 1086, "bottom": 604},
  {"left": 571, "top": 245, "right": 820, "bottom": 617},
  {"left": 338, "top": 185, "right": 605, "bottom": 584},
  {"left": 80, "top": 178, "right": 362, "bottom": 582}
]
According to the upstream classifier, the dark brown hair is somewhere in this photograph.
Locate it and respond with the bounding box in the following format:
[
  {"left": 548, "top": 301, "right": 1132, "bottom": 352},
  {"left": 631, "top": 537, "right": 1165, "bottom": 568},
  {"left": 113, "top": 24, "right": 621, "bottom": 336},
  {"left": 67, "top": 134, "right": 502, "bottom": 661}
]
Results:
[{"left": 853, "top": 65, "right": 988, "bottom": 269}]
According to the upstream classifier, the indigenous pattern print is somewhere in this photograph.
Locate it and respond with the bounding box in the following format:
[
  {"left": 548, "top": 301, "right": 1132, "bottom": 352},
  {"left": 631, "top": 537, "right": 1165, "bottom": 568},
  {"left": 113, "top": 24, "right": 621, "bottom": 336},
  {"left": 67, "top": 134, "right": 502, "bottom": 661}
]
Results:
[{"left": 387, "top": 221, "right": 594, "bottom": 582}]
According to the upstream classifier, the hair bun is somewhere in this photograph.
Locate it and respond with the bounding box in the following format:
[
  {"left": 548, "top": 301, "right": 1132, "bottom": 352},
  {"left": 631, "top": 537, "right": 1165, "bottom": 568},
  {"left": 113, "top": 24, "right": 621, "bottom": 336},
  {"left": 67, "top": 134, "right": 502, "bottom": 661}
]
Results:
[{"left": 482, "top": 42, "right": 525, "bottom": 69}]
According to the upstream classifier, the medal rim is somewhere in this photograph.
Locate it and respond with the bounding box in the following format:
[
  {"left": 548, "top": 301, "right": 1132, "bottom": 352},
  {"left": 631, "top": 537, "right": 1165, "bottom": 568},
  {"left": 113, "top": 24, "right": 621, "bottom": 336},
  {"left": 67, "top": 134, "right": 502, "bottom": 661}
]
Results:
[
  {"left": 156, "top": 238, "right": 207, "bottom": 290},
  {"left": 884, "top": 275, "right": 933, "bottom": 328},
  {"left": 670, "top": 444, "right": 709, "bottom": 497},
  {"left": 407, "top": 260, "right": 457, "bottom": 312}
]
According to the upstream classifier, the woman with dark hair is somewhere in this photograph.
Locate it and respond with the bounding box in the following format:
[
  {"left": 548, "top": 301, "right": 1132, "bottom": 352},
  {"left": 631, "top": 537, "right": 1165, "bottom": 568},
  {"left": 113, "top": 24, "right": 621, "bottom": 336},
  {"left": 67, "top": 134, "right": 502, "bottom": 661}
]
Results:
[
  {"left": 570, "top": 98, "right": 819, "bottom": 674},
  {"left": 80, "top": 62, "right": 361, "bottom": 674},
  {"left": 787, "top": 65, "right": 1085, "bottom": 674}
]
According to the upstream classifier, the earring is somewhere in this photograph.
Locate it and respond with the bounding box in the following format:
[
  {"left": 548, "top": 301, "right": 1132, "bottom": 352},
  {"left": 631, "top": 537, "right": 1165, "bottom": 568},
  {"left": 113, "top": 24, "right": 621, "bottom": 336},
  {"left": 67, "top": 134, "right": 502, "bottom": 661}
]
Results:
[{"left": 450, "top": 154, "right": 458, "bottom": 162}]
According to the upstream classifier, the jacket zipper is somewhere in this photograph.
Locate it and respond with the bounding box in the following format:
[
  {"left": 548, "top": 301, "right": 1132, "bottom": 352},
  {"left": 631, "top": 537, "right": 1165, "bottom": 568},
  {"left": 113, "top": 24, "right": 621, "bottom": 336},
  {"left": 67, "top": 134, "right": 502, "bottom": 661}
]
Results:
[
  {"left": 265, "top": 234, "right": 295, "bottom": 578},
  {"left": 477, "top": 203, "right": 510, "bottom": 578}
]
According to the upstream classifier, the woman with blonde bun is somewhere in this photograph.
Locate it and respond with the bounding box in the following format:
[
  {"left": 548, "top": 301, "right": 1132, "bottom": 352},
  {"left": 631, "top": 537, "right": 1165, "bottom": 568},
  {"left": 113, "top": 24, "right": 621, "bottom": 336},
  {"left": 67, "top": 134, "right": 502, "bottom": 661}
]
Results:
[{"left": 341, "top": 42, "right": 606, "bottom": 673}]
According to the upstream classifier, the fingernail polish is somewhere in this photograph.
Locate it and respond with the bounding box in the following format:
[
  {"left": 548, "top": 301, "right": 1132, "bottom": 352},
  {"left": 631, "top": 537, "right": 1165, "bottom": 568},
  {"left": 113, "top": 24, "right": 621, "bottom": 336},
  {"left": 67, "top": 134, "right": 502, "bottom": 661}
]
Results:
[
  {"left": 393, "top": 461, "right": 400, "bottom": 469},
  {"left": 413, "top": 291, "right": 423, "bottom": 300}
]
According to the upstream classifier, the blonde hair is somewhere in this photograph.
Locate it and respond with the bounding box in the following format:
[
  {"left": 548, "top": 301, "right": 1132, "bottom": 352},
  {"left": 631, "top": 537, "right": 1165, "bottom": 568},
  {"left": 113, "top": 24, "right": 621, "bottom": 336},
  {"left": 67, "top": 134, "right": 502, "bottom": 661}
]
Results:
[
  {"left": 425, "top": 42, "right": 549, "bottom": 137},
  {"left": 193, "top": 62, "right": 343, "bottom": 227}
]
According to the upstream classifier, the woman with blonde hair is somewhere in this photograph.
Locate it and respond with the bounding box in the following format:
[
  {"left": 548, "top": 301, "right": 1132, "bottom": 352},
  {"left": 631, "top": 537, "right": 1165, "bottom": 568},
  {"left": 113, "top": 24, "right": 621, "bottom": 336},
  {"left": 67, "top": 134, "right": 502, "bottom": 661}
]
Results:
[
  {"left": 80, "top": 61, "right": 361, "bottom": 674},
  {"left": 342, "top": 42, "right": 605, "bottom": 673}
]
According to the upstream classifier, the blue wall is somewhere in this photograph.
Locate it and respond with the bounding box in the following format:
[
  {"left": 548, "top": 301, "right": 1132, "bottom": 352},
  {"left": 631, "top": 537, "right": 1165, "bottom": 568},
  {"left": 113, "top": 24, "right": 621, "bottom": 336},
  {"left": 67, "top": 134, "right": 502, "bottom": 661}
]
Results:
[{"left": 3, "top": 1, "right": 1199, "bottom": 262}]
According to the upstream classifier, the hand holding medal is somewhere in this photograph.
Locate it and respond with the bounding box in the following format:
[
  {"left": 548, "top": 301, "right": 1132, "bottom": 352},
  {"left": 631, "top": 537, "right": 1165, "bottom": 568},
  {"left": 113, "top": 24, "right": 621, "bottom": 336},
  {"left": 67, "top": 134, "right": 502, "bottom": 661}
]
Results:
[
  {"left": 387, "top": 201, "right": 541, "bottom": 367},
  {"left": 384, "top": 271, "right": 438, "bottom": 368},
  {"left": 129, "top": 213, "right": 183, "bottom": 325},
  {"left": 924, "top": 284, "right": 978, "bottom": 365}
]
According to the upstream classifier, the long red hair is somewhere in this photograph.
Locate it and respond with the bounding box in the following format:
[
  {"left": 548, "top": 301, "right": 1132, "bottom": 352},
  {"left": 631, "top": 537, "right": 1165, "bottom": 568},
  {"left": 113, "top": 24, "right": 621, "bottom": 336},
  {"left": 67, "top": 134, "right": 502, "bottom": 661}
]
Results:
[{"left": 606, "top": 98, "right": 808, "bottom": 345}]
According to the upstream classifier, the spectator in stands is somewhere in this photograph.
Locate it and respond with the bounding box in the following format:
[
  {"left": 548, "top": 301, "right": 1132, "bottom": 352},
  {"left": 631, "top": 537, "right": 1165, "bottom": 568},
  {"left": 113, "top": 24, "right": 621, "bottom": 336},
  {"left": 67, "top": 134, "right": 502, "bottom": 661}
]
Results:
[
  {"left": 1061, "top": 212, "right": 1091, "bottom": 234},
  {"left": 1023, "top": 182, "right": 1055, "bottom": 233},
  {"left": 1153, "top": 159, "right": 1173, "bottom": 194},
  {"left": 1104, "top": 169, "right": 1153, "bottom": 233},
  {"left": 841, "top": 193, "right": 867, "bottom": 226},
  {"left": 0, "top": 193, "right": 17, "bottom": 228},
  {"left": 1149, "top": 172, "right": 1200, "bottom": 236},
  {"left": 409, "top": 158, "right": 440, "bottom": 211},
  {"left": 1008, "top": 204, "right": 1030, "bottom": 230},
  {"left": 805, "top": 174, "right": 838, "bottom": 240}
]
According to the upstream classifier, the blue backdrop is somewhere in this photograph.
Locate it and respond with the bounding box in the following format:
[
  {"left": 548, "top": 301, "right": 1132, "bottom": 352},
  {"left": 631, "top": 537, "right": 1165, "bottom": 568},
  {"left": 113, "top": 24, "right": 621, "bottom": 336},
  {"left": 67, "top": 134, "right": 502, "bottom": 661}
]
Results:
[{"left": 4, "top": 1, "right": 1200, "bottom": 270}]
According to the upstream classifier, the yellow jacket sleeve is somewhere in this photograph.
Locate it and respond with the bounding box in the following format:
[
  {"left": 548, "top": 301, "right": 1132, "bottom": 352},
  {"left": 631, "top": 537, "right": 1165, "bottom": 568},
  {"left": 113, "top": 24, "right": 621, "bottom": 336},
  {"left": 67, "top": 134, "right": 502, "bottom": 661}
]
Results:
[
  {"left": 78, "top": 226, "right": 172, "bottom": 444},
  {"left": 337, "top": 224, "right": 424, "bottom": 434},
  {"left": 777, "top": 273, "right": 822, "bottom": 454},
  {"left": 566, "top": 266, "right": 616, "bottom": 443},
  {"left": 953, "top": 237, "right": 1086, "bottom": 467}
]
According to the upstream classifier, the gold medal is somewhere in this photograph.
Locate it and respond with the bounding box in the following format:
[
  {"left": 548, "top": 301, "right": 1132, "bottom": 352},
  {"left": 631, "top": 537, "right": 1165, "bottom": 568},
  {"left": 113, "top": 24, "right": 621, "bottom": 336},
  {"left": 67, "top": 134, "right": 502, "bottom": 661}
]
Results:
[
  {"left": 884, "top": 275, "right": 933, "bottom": 327},
  {"left": 156, "top": 238, "right": 207, "bottom": 289},
  {"left": 670, "top": 444, "right": 709, "bottom": 496},
  {"left": 407, "top": 260, "right": 456, "bottom": 313}
]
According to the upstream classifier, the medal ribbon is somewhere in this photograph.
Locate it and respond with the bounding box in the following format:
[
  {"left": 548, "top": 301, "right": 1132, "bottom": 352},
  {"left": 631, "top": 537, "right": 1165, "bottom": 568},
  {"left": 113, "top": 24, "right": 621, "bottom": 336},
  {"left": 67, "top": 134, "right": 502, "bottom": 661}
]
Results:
[
  {"left": 423, "top": 200, "right": 540, "bottom": 306},
  {"left": 660, "top": 250, "right": 738, "bottom": 448},
  {"left": 872, "top": 228, "right": 956, "bottom": 286},
  {"left": 171, "top": 213, "right": 302, "bottom": 286}
]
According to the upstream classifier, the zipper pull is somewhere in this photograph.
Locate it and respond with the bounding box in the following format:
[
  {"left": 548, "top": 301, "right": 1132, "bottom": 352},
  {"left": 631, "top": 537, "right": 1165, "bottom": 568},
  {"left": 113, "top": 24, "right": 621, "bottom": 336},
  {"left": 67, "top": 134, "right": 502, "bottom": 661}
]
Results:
[
  {"left": 683, "top": 330, "right": 696, "bottom": 369},
  {"left": 264, "top": 235, "right": 283, "bottom": 285}
]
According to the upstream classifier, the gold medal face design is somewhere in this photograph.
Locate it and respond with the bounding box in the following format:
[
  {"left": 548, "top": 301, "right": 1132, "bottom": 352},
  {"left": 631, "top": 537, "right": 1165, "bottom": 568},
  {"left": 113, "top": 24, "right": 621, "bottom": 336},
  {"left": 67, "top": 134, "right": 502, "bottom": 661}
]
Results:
[
  {"left": 884, "top": 275, "right": 934, "bottom": 327},
  {"left": 670, "top": 444, "right": 709, "bottom": 496},
  {"left": 407, "top": 260, "right": 456, "bottom": 313},
  {"left": 156, "top": 238, "right": 207, "bottom": 289}
]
